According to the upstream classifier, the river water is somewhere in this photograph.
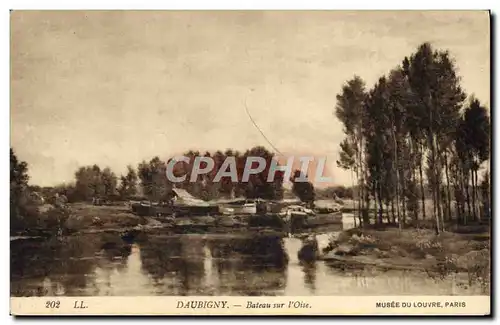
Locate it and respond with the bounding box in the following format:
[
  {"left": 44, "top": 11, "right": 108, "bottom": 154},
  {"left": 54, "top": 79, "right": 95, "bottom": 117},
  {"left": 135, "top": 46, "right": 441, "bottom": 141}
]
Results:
[{"left": 11, "top": 218, "right": 485, "bottom": 297}]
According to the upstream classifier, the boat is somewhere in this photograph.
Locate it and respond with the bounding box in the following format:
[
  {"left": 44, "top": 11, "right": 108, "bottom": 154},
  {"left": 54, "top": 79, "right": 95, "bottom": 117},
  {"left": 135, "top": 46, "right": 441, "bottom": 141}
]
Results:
[
  {"left": 218, "top": 199, "right": 257, "bottom": 215},
  {"left": 307, "top": 211, "right": 343, "bottom": 227},
  {"left": 130, "top": 201, "right": 157, "bottom": 216},
  {"left": 279, "top": 204, "right": 343, "bottom": 231},
  {"left": 155, "top": 188, "right": 220, "bottom": 218}
]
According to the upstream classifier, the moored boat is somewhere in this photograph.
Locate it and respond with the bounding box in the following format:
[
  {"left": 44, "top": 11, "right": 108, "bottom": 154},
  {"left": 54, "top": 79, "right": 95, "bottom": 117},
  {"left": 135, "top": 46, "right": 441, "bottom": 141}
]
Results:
[{"left": 218, "top": 199, "right": 257, "bottom": 214}]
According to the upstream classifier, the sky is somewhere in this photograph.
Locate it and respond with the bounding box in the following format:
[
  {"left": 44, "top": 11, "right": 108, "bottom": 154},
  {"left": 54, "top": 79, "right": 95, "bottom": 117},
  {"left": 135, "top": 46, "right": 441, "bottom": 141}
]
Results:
[{"left": 10, "top": 10, "right": 490, "bottom": 187}]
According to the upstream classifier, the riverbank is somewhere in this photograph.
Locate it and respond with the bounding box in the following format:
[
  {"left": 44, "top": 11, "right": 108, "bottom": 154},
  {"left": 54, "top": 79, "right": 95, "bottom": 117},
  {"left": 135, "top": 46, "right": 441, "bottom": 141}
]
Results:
[
  {"left": 12, "top": 202, "right": 345, "bottom": 238},
  {"left": 67, "top": 203, "right": 144, "bottom": 229},
  {"left": 320, "top": 226, "right": 490, "bottom": 292},
  {"left": 11, "top": 203, "right": 145, "bottom": 238}
]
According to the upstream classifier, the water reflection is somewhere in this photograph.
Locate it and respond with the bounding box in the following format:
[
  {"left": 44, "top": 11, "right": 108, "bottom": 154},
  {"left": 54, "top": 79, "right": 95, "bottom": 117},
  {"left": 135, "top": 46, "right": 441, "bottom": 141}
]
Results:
[
  {"left": 207, "top": 234, "right": 288, "bottom": 295},
  {"left": 137, "top": 234, "right": 288, "bottom": 295},
  {"left": 10, "top": 234, "right": 121, "bottom": 296},
  {"left": 139, "top": 235, "right": 207, "bottom": 295},
  {"left": 11, "top": 232, "right": 487, "bottom": 297},
  {"left": 301, "top": 262, "right": 317, "bottom": 293}
]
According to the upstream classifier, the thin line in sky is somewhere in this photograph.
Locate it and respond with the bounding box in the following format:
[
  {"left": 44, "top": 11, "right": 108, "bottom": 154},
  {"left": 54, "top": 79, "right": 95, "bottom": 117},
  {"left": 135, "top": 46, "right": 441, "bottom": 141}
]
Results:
[{"left": 244, "top": 95, "right": 284, "bottom": 157}]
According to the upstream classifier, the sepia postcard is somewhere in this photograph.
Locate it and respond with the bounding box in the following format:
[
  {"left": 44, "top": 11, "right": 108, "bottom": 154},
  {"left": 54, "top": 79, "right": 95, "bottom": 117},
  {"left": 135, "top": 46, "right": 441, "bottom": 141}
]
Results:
[{"left": 10, "top": 10, "right": 491, "bottom": 316}]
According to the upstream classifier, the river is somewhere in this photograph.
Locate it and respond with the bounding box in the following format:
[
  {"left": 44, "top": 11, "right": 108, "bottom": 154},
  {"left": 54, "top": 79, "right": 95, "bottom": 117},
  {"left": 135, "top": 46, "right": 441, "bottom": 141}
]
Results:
[{"left": 10, "top": 217, "right": 485, "bottom": 297}]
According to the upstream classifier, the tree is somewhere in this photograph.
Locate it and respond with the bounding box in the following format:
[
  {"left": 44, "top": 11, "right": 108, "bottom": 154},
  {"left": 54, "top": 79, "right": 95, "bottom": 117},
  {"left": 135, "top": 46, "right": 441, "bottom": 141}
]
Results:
[
  {"left": 290, "top": 170, "right": 315, "bottom": 208},
  {"left": 125, "top": 165, "right": 138, "bottom": 197},
  {"left": 455, "top": 121, "right": 473, "bottom": 222},
  {"left": 119, "top": 165, "right": 138, "bottom": 199},
  {"left": 10, "top": 148, "right": 29, "bottom": 195},
  {"left": 241, "top": 146, "right": 284, "bottom": 200},
  {"left": 386, "top": 68, "right": 414, "bottom": 228},
  {"left": 337, "top": 138, "right": 357, "bottom": 224},
  {"left": 335, "top": 76, "right": 368, "bottom": 224},
  {"left": 363, "top": 76, "right": 391, "bottom": 225},
  {"left": 403, "top": 42, "right": 466, "bottom": 233},
  {"left": 402, "top": 46, "right": 432, "bottom": 222},
  {"left": 432, "top": 51, "right": 466, "bottom": 224},
  {"left": 480, "top": 171, "right": 490, "bottom": 219},
  {"left": 101, "top": 167, "right": 118, "bottom": 199},
  {"left": 74, "top": 165, "right": 101, "bottom": 200},
  {"left": 10, "top": 148, "right": 71, "bottom": 233},
  {"left": 460, "top": 97, "right": 490, "bottom": 221},
  {"left": 10, "top": 148, "right": 31, "bottom": 229},
  {"left": 138, "top": 157, "right": 172, "bottom": 202}
]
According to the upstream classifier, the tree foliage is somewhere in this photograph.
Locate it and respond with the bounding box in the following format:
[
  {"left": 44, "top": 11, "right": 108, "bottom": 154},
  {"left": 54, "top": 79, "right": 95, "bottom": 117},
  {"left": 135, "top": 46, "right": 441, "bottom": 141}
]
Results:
[
  {"left": 290, "top": 170, "right": 315, "bottom": 207},
  {"left": 74, "top": 164, "right": 118, "bottom": 201},
  {"left": 10, "top": 148, "right": 31, "bottom": 230},
  {"left": 118, "top": 165, "right": 138, "bottom": 199},
  {"left": 170, "top": 146, "right": 284, "bottom": 201}
]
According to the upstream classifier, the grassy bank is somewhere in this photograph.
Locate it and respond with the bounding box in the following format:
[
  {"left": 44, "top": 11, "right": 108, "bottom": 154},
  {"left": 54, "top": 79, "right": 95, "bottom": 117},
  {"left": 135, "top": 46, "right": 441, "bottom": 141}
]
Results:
[
  {"left": 67, "top": 203, "right": 143, "bottom": 230},
  {"left": 321, "top": 226, "right": 490, "bottom": 293},
  {"left": 11, "top": 203, "right": 144, "bottom": 238}
]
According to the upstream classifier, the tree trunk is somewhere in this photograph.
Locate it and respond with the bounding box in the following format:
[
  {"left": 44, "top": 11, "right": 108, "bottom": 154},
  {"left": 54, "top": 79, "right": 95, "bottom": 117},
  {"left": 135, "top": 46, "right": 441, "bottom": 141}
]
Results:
[
  {"left": 385, "top": 199, "right": 391, "bottom": 224},
  {"left": 471, "top": 169, "right": 477, "bottom": 221},
  {"left": 434, "top": 138, "right": 444, "bottom": 232},
  {"left": 373, "top": 183, "right": 378, "bottom": 225},
  {"left": 392, "top": 127, "right": 401, "bottom": 229},
  {"left": 390, "top": 197, "right": 396, "bottom": 224},
  {"left": 357, "top": 134, "right": 363, "bottom": 227},
  {"left": 401, "top": 180, "right": 407, "bottom": 226},
  {"left": 362, "top": 188, "right": 370, "bottom": 227},
  {"left": 485, "top": 163, "right": 490, "bottom": 219},
  {"left": 474, "top": 169, "right": 480, "bottom": 220},
  {"left": 464, "top": 169, "right": 471, "bottom": 225},
  {"left": 359, "top": 133, "right": 366, "bottom": 227},
  {"left": 454, "top": 183, "right": 461, "bottom": 222},
  {"left": 377, "top": 182, "right": 383, "bottom": 224},
  {"left": 401, "top": 138, "right": 407, "bottom": 226},
  {"left": 419, "top": 144, "right": 426, "bottom": 220},
  {"left": 457, "top": 165, "right": 465, "bottom": 223},
  {"left": 430, "top": 136, "right": 440, "bottom": 235},
  {"left": 355, "top": 163, "right": 362, "bottom": 227},
  {"left": 444, "top": 151, "right": 452, "bottom": 222},
  {"left": 351, "top": 169, "right": 357, "bottom": 228},
  {"left": 366, "top": 194, "right": 371, "bottom": 224},
  {"left": 431, "top": 177, "right": 438, "bottom": 230},
  {"left": 409, "top": 137, "right": 418, "bottom": 222}
]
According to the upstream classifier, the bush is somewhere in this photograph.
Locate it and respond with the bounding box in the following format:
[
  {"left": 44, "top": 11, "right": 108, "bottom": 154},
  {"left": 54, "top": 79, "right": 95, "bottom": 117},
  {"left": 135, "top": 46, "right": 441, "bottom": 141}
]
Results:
[
  {"left": 34, "top": 206, "right": 71, "bottom": 235},
  {"left": 11, "top": 195, "right": 72, "bottom": 236}
]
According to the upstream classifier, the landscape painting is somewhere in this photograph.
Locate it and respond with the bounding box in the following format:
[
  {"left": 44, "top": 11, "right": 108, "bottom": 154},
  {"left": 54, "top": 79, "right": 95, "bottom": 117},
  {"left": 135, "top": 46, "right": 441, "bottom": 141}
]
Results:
[{"left": 10, "top": 10, "right": 491, "bottom": 315}]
